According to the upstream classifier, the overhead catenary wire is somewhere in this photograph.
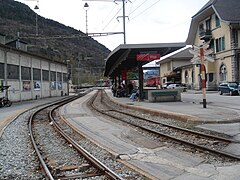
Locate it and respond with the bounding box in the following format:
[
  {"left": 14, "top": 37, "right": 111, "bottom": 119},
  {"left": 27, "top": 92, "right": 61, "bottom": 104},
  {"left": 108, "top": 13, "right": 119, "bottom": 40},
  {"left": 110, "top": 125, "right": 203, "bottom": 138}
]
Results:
[
  {"left": 94, "top": 3, "right": 119, "bottom": 30},
  {"left": 129, "top": 0, "right": 162, "bottom": 21},
  {"left": 128, "top": 0, "right": 151, "bottom": 16},
  {"left": 102, "top": 6, "right": 123, "bottom": 31}
]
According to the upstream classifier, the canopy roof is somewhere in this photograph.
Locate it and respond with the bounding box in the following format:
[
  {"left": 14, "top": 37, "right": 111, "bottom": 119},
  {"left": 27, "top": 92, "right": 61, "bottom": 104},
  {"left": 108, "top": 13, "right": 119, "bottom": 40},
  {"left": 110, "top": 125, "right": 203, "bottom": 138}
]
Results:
[{"left": 104, "top": 43, "right": 186, "bottom": 77}]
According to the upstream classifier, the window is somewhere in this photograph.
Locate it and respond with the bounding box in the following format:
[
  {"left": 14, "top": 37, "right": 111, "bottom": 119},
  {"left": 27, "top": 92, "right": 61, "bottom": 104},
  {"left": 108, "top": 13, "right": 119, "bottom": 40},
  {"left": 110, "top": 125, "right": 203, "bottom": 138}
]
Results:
[
  {"left": 0, "top": 63, "right": 4, "bottom": 79},
  {"left": 184, "top": 70, "right": 188, "bottom": 83},
  {"left": 199, "top": 23, "right": 204, "bottom": 32},
  {"left": 57, "top": 72, "right": 62, "bottom": 82},
  {"left": 63, "top": 73, "right": 68, "bottom": 82},
  {"left": 7, "top": 64, "right": 19, "bottom": 80},
  {"left": 220, "top": 64, "right": 227, "bottom": 81},
  {"left": 42, "top": 70, "right": 49, "bottom": 81},
  {"left": 209, "top": 39, "right": 214, "bottom": 50},
  {"left": 33, "top": 68, "right": 41, "bottom": 81},
  {"left": 50, "top": 71, "right": 56, "bottom": 81},
  {"left": 21, "top": 67, "right": 31, "bottom": 80},
  {"left": 215, "top": 15, "right": 220, "bottom": 27},
  {"left": 216, "top": 36, "right": 225, "bottom": 52},
  {"left": 206, "top": 19, "right": 211, "bottom": 30},
  {"left": 208, "top": 73, "right": 213, "bottom": 82}
]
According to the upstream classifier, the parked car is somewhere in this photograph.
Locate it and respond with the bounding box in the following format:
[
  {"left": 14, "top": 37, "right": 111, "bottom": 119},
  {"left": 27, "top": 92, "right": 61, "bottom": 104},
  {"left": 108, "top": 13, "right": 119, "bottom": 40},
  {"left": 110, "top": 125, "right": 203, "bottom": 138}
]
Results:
[
  {"left": 166, "top": 83, "right": 187, "bottom": 92},
  {"left": 167, "top": 84, "right": 181, "bottom": 89},
  {"left": 162, "top": 82, "right": 174, "bottom": 89},
  {"left": 218, "top": 82, "right": 239, "bottom": 96}
]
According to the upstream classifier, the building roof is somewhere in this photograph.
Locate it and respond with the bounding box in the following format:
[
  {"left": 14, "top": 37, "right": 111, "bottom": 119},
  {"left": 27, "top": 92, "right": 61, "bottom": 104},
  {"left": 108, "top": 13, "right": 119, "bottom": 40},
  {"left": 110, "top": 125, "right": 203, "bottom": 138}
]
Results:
[
  {"left": 186, "top": 0, "right": 240, "bottom": 45},
  {"left": 0, "top": 43, "right": 66, "bottom": 66},
  {"left": 6, "top": 39, "right": 28, "bottom": 45},
  {"left": 156, "top": 47, "right": 193, "bottom": 64},
  {"left": 104, "top": 42, "right": 186, "bottom": 77}
]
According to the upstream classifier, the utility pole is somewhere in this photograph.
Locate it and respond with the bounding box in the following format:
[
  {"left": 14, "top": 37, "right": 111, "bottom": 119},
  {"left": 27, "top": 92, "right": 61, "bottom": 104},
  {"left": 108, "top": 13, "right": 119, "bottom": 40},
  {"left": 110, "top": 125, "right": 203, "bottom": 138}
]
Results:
[
  {"left": 117, "top": 0, "right": 127, "bottom": 44},
  {"left": 122, "top": 0, "right": 126, "bottom": 44}
]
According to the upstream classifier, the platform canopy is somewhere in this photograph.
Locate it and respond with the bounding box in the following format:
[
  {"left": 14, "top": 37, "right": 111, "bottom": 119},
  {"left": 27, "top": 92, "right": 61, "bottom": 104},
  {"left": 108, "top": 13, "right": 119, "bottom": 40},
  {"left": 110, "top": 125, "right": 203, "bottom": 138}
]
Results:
[{"left": 104, "top": 42, "right": 186, "bottom": 77}]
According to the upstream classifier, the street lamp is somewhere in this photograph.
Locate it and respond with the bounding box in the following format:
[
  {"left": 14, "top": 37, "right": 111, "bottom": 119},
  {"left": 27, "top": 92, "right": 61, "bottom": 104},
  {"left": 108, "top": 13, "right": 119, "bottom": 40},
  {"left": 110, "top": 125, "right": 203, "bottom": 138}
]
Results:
[
  {"left": 34, "top": 5, "right": 39, "bottom": 36},
  {"left": 66, "top": 59, "right": 70, "bottom": 95},
  {"left": 83, "top": 3, "right": 89, "bottom": 35}
]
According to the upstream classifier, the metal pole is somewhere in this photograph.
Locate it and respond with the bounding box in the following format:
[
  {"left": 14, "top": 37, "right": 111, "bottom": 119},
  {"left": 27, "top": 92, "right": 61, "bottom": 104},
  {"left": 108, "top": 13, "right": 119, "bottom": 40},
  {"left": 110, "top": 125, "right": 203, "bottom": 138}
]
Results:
[
  {"left": 200, "top": 48, "right": 206, "bottom": 108},
  {"left": 122, "top": 0, "right": 126, "bottom": 44},
  {"left": 36, "top": 13, "right": 38, "bottom": 36},
  {"left": 34, "top": 5, "right": 39, "bottom": 36},
  {"left": 85, "top": 10, "right": 88, "bottom": 35},
  {"left": 138, "top": 61, "right": 143, "bottom": 101}
]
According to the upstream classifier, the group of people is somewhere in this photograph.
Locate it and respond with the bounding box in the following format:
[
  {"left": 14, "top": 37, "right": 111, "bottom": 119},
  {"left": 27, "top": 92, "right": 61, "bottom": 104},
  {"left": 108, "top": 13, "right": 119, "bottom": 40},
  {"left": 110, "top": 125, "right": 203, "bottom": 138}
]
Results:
[
  {"left": 111, "top": 82, "right": 139, "bottom": 101},
  {"left": 111, "top": 83, "right": 126, "bottom": 97}
]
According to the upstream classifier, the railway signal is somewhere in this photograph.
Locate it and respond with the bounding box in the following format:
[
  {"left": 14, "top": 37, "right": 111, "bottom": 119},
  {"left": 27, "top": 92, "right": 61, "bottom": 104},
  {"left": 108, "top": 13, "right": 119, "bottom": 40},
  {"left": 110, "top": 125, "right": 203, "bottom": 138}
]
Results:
[{"left": 189, "top": 42, "right": 215, "bottom": 108}]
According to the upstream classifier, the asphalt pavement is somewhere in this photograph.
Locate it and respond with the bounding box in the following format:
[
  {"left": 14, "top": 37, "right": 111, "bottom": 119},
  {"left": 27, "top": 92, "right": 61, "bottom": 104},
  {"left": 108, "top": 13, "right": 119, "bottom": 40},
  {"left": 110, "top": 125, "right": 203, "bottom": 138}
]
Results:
[{"left": 105, "top": 89, "right": 240, "bottom": 124}]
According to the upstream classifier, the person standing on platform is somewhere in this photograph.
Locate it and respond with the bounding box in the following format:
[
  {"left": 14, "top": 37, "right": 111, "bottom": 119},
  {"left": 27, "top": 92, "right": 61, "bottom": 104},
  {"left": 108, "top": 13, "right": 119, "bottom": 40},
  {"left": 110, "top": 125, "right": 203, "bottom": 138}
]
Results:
[{"left": 127, "top": 82, "right": 133, "bottom": 96}]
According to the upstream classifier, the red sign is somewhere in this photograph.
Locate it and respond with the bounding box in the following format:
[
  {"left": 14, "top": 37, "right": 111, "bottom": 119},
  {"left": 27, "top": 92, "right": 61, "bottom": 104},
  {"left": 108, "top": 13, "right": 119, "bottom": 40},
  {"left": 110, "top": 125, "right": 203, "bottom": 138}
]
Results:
[{"left": 136, "top": 54, "right": 160, "bottom": 61}]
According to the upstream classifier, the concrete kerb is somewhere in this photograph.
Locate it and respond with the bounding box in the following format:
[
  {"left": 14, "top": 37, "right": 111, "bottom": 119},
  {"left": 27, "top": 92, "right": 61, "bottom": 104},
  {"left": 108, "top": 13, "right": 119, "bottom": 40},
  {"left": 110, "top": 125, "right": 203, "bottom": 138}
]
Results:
[{"left": 105, "top": 91, "right": 200, "bottom": 123}]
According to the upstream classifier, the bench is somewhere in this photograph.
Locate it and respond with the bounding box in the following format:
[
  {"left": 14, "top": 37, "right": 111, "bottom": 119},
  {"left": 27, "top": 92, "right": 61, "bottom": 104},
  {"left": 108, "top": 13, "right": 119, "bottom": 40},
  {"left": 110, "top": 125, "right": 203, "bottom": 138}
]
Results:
[{"left": 151, "top": 91, "right": 178, "bottom": 101}]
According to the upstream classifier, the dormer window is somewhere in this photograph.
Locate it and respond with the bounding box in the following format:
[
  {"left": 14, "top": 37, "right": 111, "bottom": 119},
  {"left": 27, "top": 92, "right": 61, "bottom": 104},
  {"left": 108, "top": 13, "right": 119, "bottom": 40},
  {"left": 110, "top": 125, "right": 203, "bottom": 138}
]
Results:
[{"left": 199, "top": 23, "right": 204, "bottom": 33}]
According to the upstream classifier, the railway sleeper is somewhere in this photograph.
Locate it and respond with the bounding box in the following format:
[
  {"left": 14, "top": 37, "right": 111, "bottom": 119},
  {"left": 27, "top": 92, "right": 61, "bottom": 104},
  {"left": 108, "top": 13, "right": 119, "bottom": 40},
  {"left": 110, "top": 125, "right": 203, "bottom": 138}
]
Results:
[{"left": 54, "top": 163, "right": 91, "bottom": 173}]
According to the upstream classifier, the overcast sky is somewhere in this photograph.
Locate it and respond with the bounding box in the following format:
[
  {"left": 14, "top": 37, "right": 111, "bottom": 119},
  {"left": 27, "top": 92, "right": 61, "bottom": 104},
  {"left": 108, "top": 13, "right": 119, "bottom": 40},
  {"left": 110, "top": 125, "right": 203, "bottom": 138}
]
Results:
[{"left": 16, "top": 0, "right": 209, "bottom": 51}]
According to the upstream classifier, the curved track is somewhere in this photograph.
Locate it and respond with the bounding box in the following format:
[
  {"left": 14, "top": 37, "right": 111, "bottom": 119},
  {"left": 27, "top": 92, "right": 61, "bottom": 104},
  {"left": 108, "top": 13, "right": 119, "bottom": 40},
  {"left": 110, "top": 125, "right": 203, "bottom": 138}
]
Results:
[
  {"left": 28, "top": 94, "right": 124, "bottom": 179},
  {"left": 90, "top": 90, "right": 240, "bottom": 161}
]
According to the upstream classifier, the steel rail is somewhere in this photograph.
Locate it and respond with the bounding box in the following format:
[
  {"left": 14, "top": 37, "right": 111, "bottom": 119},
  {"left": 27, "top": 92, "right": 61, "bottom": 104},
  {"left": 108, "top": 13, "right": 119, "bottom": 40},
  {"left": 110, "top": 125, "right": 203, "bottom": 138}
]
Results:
[
  {"left": 101, "top": 91, "right": 237, "bottom": 143},
  {"left": 91, "top": 90, "right": 240, "bottom": 161},
  {"left": 49, "top": 98, "right": 123, "bottom": 180},
  {"left": 103, "top": 104, "right": 236, "bottom": 143},
  {"left": 28, "top": 96, "right": 79, "bottom": 179}
]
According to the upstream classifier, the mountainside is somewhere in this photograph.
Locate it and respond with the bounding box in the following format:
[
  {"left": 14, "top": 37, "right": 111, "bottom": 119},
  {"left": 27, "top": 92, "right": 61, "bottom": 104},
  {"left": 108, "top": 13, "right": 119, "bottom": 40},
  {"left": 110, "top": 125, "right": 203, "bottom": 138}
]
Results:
[{"left": 0, "top": 0, "right": 111, "bottom": 84}]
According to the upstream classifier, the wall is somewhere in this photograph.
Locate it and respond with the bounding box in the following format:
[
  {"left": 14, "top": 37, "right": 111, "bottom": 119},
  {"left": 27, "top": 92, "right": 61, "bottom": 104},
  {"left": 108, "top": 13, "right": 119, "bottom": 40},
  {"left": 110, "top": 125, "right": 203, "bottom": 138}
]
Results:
[
  {"left": 0, "top": 45, "right": 68, "bottom": 102},
  {"left": 193, "top": 13, "right": 235, "bottom": 89}
]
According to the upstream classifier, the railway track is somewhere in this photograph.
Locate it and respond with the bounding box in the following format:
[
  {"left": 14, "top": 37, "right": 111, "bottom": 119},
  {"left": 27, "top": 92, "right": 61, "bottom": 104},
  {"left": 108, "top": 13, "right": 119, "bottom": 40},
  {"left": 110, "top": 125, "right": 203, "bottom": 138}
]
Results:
[
  {"left": 90, "top": 90, "right": 240, "bottom": 162},
  {"left": 28, "top": 94, "right": 124, "bottom": 179}
]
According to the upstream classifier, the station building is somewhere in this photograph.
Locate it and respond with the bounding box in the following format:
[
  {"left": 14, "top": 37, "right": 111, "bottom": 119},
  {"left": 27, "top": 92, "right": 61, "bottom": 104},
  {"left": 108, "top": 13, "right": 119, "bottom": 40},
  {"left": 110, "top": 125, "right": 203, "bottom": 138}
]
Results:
[
  {"left": 186, "top": 0, "right": 240, "bottom": 90},
  {"left": 0, "top": 33, "right": 68, "bottom": 102}
]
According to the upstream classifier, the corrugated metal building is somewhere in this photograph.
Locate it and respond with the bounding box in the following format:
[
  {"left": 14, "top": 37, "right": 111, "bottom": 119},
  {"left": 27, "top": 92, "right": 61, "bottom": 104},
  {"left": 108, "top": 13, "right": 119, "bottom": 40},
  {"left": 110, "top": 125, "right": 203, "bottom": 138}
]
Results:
[{"left": 0, "top": 33, "right": 68, "bottom": 102}]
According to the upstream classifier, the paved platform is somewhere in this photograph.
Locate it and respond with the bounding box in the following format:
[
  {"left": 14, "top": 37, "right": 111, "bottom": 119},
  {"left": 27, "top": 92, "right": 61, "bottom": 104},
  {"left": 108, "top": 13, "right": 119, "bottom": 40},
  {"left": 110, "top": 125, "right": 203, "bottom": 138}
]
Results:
[
  {"left": 0, "top": 96, "right": 67, "bottom": 137},
  {"left": 105, "top": 89, "right": 240, "bottom": 124},
  {"left": 59, "top": 90, "right": 240, "bottom": 179}
]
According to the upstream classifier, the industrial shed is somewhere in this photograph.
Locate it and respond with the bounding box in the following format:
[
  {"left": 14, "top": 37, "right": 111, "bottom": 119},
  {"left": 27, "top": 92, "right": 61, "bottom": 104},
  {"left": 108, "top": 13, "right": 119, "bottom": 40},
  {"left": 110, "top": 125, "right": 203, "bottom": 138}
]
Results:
[{"left": 0, "top": 41, "right": 68, "bottom": 102}]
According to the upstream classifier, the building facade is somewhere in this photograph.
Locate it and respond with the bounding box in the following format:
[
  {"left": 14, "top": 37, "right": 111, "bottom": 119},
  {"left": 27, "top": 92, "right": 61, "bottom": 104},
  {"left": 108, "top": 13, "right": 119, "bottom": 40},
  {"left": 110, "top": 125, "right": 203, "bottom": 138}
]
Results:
[
  {"left": 0, "top": 36, "right": 68, "bottom": 102},
  {"left": 157, "top": 47, "right": 193, "bottom": 88},
  {"left": 186, "top": 0, "right": 240, "bottom": 90}
]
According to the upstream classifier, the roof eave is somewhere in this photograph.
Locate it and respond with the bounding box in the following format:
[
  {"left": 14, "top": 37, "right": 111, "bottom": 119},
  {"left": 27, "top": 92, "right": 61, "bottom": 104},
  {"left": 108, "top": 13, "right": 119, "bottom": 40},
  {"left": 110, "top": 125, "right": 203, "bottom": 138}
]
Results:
[{"left": 186, "top": 6, "right": 214, "bottom": 45}]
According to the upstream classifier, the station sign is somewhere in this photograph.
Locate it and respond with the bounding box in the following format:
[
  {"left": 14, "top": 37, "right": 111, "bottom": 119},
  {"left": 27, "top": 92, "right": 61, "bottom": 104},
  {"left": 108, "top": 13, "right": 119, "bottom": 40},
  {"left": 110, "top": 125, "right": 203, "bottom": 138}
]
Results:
[{"left": 136, "top": 53, "right": 160, "bottom": 61}]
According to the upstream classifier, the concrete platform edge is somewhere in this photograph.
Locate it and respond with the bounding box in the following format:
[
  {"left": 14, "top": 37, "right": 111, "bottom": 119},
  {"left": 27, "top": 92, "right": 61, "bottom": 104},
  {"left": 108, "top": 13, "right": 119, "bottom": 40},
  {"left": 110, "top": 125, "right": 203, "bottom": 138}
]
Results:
[{"left": 105, "top": 90, "right": 202, "bottom": 123}]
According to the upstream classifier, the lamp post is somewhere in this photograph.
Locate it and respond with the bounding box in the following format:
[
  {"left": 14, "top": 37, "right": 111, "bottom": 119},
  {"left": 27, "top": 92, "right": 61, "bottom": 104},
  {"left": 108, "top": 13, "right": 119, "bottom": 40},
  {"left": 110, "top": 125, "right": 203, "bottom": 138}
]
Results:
[
  {"left": 66, "top": 59, "right": 70, "bottom": 95},
  {"left": 83, "top": 3, "right": 89, "bottom": 35},
  {"left": 34, "top": 5, "right": 39, "bottom": 36}
]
